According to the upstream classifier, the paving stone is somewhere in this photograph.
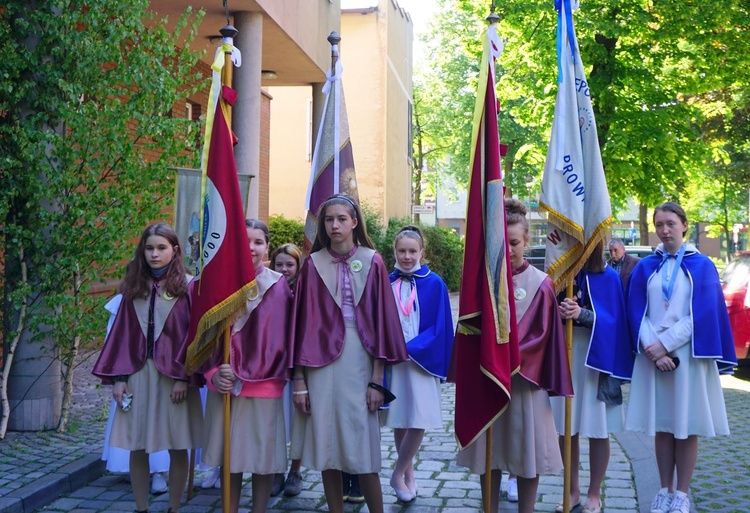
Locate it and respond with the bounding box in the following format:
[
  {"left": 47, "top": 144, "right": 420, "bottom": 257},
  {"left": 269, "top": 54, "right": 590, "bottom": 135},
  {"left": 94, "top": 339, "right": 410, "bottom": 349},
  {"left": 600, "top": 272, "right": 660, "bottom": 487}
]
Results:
[
  {"left": 11, "top": 293, "right": 749, "bottom": 513},
  {"left": 604, "top": 487, "right": 636, "bottom": 498},
  {"left": 46, "top": 497, "right": 84, "bottom": 510}
]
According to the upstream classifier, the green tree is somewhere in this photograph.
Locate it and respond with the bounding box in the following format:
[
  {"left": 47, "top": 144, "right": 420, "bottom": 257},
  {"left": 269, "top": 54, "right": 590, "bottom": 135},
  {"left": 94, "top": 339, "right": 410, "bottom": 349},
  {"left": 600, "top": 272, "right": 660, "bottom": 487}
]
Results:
[
  {"left": 0, "top": 0, "right": 206, "bottom": 435},
  {"left": 418, "top": 0, "right": 750, "bottom": 255}
]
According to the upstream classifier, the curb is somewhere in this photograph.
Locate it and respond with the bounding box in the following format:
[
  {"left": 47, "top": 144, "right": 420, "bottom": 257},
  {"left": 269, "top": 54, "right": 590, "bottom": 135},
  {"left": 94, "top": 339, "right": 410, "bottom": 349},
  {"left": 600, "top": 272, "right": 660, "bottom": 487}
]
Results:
[
  {"left": 0, "top": 454, "right": 105, "bottom": 513},
  {"left": 614, "top": 430, "right": 657, "bottom": 513}
]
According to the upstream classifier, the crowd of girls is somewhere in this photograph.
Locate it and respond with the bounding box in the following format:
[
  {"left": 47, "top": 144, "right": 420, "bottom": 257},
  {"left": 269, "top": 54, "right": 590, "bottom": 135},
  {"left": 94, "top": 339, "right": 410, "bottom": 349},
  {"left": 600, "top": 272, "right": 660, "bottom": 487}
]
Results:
[{"left": 93, "top": 198, "right": 734, "bottom": 513}]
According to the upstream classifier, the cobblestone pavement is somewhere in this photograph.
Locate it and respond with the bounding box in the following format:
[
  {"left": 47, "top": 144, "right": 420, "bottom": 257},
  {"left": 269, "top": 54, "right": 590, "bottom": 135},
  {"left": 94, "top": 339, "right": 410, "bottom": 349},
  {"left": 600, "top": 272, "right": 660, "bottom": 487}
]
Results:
[
  {"left": 689, "top": 372, "right": 750, "bottom": 513},
  {"left": 0, "top": 351, "right": 109, "bottom": 510},
  {"left": 31, "top": 380, "right": 635, "bottom": 513},
  {"left": 1, "top": 291, "right": 748, "bottom": 512}
]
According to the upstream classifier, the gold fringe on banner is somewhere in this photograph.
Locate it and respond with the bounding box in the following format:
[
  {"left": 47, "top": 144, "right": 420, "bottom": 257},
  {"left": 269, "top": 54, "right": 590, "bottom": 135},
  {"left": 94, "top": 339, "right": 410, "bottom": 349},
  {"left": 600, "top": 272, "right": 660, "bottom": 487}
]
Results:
[{"left": 185, "top": 279, "right": 257, "bottom": 375}]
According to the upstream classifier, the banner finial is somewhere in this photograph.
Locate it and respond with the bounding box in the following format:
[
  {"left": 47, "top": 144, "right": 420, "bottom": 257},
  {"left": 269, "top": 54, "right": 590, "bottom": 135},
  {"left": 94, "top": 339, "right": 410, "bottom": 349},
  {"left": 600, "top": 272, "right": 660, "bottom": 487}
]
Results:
[{"left": 328, "top": 32, "right": 342, "bottom": 77}]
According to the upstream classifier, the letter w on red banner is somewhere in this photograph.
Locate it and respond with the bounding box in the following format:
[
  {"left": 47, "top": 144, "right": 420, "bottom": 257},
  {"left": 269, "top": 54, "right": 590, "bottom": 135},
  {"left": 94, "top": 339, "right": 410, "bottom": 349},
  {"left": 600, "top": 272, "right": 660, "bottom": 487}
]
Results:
[
  {"left": 449, "top": 24, "right": 520, "bottom": 450},
  {"left": 185, "top": 48, "right": 257, "bottom": 374}
]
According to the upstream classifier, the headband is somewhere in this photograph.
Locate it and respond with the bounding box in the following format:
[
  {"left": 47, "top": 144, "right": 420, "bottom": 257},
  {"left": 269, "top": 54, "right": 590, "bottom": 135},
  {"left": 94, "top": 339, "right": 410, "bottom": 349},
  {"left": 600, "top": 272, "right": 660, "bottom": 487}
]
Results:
[
  {"left": 326, "top": 194, "right": 358, "bottom": 210},
  {"left": 397, "top": 229, "right": 423, "bottom": 244}
]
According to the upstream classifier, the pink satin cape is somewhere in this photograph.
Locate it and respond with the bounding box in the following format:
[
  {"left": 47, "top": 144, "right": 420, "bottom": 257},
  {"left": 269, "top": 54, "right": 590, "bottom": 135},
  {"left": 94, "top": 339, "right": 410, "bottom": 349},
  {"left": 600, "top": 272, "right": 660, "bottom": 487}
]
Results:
[
  {"left": 201, "top": 267, "right": 294, "bottom": 383},
  {"left": 92, "top": 278, "right": 202, "bottom": 386},
  {"left": 292, "top": 247, "right": 408, "bottom": 367},
  {"left": 514, "top": 263, "right": 573, "bottom": 397}
]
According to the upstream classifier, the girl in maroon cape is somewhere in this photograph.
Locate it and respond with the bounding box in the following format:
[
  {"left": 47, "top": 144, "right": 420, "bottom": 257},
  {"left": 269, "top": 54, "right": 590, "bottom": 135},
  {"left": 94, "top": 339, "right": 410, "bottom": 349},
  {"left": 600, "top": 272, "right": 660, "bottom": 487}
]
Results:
[
  {"left": 290, "top": 194, "right": 408, "bottom": 513},
  {"left": 457, "top": 199, "right": 573, "bottom": 513},
  {"left": 201, "top": 219, "right": 294, "bottom": 513},
  {"left": 269, "top": 243, "right": 305, "bottom": 498},
  {"left": 92, "top": 223, "right": 204, "bottom": 513}
]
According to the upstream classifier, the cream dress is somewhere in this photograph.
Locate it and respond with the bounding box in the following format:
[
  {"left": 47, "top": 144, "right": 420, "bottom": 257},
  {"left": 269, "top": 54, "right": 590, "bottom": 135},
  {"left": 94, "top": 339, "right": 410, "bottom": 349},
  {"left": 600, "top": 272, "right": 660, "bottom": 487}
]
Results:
[
  {"left": 457, "top": 264, "right": 563, "bottom": 478},
  {"left": 290, "top": 249, "right": 382, "bottom": 474},
  {"left": 109, "top": 289, "right": 203, "bottom": 453}
]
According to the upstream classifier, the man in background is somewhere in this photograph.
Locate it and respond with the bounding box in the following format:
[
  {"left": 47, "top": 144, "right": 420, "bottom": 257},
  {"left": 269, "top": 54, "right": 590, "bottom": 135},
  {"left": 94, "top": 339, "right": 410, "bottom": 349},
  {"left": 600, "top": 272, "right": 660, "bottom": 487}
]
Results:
[{"left": 608, "top": 238, "right": 640, "bottom": 291}]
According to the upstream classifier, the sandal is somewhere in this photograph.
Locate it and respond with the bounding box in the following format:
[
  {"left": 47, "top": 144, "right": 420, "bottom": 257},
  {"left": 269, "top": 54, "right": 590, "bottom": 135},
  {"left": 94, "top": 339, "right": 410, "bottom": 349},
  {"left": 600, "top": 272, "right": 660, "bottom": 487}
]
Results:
[
  {"left": 556, "top": 503, "right": 584, "bottom": 513},
  {"left": 582, "top": 500, "right": 602, "bottom": 513}
]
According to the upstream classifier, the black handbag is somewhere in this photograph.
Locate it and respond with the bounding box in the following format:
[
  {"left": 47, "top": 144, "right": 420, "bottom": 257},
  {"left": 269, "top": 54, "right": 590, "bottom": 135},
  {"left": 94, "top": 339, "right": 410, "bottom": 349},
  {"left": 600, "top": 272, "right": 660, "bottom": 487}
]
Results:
[{"left": 596, "top": 373, "right": 623, "bottom": 405}]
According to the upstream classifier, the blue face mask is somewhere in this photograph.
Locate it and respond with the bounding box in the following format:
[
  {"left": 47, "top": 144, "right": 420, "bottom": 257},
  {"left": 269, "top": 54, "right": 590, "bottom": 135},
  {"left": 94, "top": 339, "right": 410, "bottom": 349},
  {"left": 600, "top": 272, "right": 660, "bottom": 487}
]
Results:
[{"left": 150, "top": 262, "right": 171, "bottom": 277}]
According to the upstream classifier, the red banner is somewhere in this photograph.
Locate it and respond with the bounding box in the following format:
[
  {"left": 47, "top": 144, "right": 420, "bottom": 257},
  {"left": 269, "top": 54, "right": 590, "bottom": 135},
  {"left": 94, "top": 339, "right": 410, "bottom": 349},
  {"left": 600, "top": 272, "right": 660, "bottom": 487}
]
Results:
[
  {"left": 185, "top": 85, "right": 256, "bottom": 374},
  {"left": 450, "top": 26, "right": 520, "bottom": 449}
]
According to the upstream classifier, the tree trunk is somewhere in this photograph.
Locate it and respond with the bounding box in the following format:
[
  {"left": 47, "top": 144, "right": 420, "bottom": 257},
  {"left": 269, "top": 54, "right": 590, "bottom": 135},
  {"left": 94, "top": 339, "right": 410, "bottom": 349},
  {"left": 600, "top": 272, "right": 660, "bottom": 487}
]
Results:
[
  {"left": 412, "top": 107, "right": 424, "bottom": 224},
  {"left": 0, "top": 247, "right": 28, "bottom": 439},
  {"left": 56, "top": 334, "right": 79, "bottom": 433},
  {"left": 639, "top": 203, "right": 649, "bottom": 246},
  {"left": 57, "top": 268, "right": 81, "bottom": 433}
]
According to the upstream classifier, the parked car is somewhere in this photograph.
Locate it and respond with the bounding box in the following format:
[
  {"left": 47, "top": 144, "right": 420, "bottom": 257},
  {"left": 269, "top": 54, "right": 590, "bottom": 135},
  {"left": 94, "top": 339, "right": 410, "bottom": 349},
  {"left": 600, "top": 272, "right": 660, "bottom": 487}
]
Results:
[
  {"left": 721, "top": 253, "right": 750, "bottom": 364},
  {"left": 527, "top": 245, "right": 655, "bottom": 271}
]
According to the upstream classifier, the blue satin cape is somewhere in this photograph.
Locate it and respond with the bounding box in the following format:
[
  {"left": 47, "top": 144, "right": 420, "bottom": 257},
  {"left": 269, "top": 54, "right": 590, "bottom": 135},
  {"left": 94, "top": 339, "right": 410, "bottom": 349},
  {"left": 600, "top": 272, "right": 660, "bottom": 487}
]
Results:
[
  {"left": 389, "top": 265, "right": 454, "bottom": 380},
  {"left": 580, "top": 266, "right": 635, "bottom": 380},
  {"left": 627, "top": 250, "right": 736, "bottom": 374}
]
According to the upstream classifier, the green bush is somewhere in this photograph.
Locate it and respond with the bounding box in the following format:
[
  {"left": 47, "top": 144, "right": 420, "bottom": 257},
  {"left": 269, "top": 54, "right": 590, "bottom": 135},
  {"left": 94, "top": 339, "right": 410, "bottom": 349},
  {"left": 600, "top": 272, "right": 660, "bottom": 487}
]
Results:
[
  {"left": 420, "top": 225, "right": 464, "bottom": 292},
  {"left": 268, "top": 215, "right": 305, "bottom": 253},
  {"left": 361, "top": 201, "right": 386, "bottom": 250}
]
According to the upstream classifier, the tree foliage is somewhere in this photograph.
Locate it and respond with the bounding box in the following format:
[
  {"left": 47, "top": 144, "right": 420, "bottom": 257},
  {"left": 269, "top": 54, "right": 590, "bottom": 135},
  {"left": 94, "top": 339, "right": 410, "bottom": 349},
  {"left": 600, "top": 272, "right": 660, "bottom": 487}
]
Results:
[
  {"left": 415, "top": 0, "right": 750, "bottom": 253},
  {"left": 0, "top": 0, "right": 206, "bottom": 432}
]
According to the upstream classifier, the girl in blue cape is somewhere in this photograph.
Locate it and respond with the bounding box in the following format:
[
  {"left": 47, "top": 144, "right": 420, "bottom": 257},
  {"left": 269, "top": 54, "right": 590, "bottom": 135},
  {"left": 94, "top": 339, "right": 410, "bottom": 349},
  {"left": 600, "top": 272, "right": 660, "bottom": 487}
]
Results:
[
  {"left": 386, "top": 225, "right": 454, "bottom": 502},
  {"left": 625, "top": 202, "right": 736, "bottom": 513},
  {"left": 554, "top": 240, "right": 634, "bottom": 513}
]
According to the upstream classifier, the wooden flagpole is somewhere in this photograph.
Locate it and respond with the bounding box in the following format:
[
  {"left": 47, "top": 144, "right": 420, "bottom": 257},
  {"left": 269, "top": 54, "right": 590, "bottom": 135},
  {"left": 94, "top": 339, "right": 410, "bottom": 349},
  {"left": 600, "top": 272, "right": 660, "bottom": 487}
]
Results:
[
  {"left": 221, "top": 327, "right": 232, "bottom": 513},
  {"left": 563, "top": 281, "right": 574, "bottom": 513},
  {"left": 483, "top": 425, "right": 493, "bottom": 512},
  {"left": 219, "top": 24, "right": 238, "bottom": 513},
  {"left": 483, "top": 9, "right": 500, "bottom": 513}
]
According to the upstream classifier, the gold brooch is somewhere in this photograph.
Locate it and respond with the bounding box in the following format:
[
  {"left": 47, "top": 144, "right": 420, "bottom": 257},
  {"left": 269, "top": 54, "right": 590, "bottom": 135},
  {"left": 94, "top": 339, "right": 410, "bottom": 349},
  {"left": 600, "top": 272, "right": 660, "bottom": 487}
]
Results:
[
  {"left": 350, "top": 260, "right": 363, "bottom": 273},
  {"left": 162, "top": 292, "right": 174, "bottom": 301}
]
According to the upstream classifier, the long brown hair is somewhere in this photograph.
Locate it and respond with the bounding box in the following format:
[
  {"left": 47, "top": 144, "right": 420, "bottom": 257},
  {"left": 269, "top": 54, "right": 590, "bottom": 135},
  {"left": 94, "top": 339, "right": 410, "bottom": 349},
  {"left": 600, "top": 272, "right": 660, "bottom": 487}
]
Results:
[
  {"left": 311, "top": 194, "right": 374, "bottom": 253},
  {"left": 120, "top": 223, "right": 188, "bottom": 300},
  {"left": 583, "top": 239, "right": 606, "bottom": 274}
]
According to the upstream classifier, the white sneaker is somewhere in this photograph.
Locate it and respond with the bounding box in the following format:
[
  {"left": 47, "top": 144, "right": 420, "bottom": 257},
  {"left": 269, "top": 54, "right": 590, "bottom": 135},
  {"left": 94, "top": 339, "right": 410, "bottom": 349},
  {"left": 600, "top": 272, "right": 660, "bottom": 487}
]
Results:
[
  {"left": 650, "top": 490, "right": 673, "bottom": 513},
  {"left": 201, "top": 467, "right": 220, "bottom": 489},
  {"left": 668, "top": 493, "right": 690, "bottom": 513},
  {"left": 507, "top": 477, "right": 518, "bottom": 502},
  {"left": 150, "top": 472, "right": 168, "bottom": 494}
]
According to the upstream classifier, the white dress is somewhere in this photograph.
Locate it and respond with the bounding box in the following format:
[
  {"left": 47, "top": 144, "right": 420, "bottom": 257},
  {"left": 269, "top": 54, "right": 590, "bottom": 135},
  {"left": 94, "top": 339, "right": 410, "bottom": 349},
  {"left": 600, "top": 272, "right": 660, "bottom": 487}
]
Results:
[
  {"left": 550, "top": 275, "right": 624, "bottom": 438},
  {"left": 624, "top": 257, "right": 729, "bottom": 438},
  {"left": 385, "top": 276, "right": 443, "bottom": 430}
]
